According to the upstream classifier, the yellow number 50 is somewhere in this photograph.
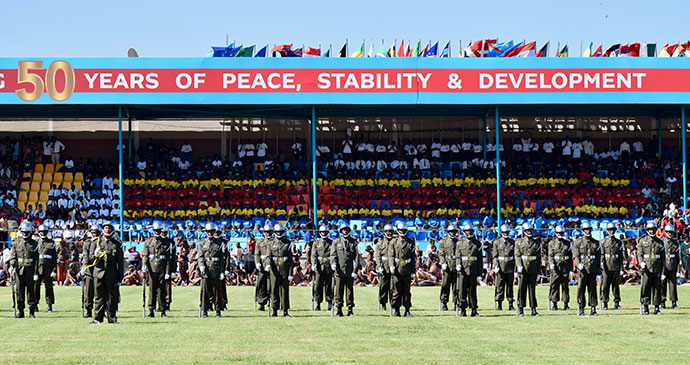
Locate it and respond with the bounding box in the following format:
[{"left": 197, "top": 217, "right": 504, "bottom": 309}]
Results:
[{"left": 16, "top": 60, "right": 75, "bottom": 102}]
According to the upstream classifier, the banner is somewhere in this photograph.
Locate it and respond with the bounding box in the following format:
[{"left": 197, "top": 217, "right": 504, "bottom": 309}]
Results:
[{"left": 0, "top": 58, "right": 689, "bottom": 105}]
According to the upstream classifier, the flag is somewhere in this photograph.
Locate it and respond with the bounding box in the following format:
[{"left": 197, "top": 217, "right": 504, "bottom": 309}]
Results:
[
  {"left": 375, "top": 42, "right": 388, "bottom": 57},
  {"left": 592, "top": 44, "right": 602, "bottom": 57},
  {"left": 271, "top": 44, "right": 291, "bottom": 53},
  {"left": 641, "top": 43, "right": 656, "bottom": 57},
  {"left": 411, "top": 41, "right": 420, "bottom": 57},
  {"left": 227, "top": 45, "right": 242, "bottom": 57},
  {"left": 338, "top": 42, "right": 347, "bottom": 57},
  {"left": 350, "top": 42, "right": 364, "bottom": 57},
  {"left": 671, "top": 43, "right": 682, "bottom": 57},
  {"left": 482, "top": 39, "right": 497, "bottom": 57},
  {"left": 283, "top": 47, "right": 301, "bottom": 57},
  {"left": 618, "top": 44, "right": 631, "bottom": 57},
  {"left": 583, "top": 42, "right": 593, "bottom": 57},
  {"left": 235, "top": 45, "right": 255, "bottom": 57},
  {"left": 535, "top": 42, "right": 549, "bottom": 57},
  {"left": 420, "top": 43, "right": 429, "bottom": 57},
  {"left": 304, "top": 47, "right": 321, "bottom": 57},
  {"left": 254, "top": 46, "right": 267, "bottom": 57},
  {"left": 557, "top": 44, "right": 568, "bottom": 57},
  {"left": 515, "top": 41, "right": 537, "bottom": 57},
  {"left": 322, "top": 46, "right": 331, "bottom": 57},
  {"left": 405, "top": 43, "right": 411, "bottom": 57},
  {"left": 629, "top": 43, "right": 640, "bottom": 57},
  {"left": 487, "top": 40, "right": 513, "bottom": 57},
  {"left": 397, "top": 40, "right": 405, "bottom": 57},
  {"left": 424, "top": 42, "right": 439, "bottom": 57},
  {"left": 210, "top": 43, "right": 239, "bottom": 57},
  {"left": 501, "top": 41, "right": 524, "bottom": 57},
  {"left": 367, "top": 43, "right": 374, "bottom": 57},
  {"left": 681, "top": 42, "right": 690, "bottom": 57},
  {"left": 440, "top": 42, "right": 450, "bottom": 57},
  {"left": 464, "top": 40, "right": 483, "bottom": 57},
  {"left": 659, "top": 43, "right": 678, "bottom": 57},
  {"left": 387, "top": 41, "right": 396, "bottom": 57},
  {"left": 603, "top": 44, "right": 620, "bottom": 57}
]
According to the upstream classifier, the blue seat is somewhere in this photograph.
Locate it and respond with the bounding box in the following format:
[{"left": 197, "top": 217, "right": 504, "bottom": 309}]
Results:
[{"left": 369, "top": 201, "right": 379, "bottom": 209}]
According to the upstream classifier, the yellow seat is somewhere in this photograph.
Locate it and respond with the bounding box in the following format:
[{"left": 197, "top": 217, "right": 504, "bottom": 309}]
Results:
[
  {"left": 39, "top": 192, "right": 49, "bottom": 202},
  {"left": 53, "top": 172, "right": 63, "bottom": 184},
  {"left": 30, "top": 182, "right": 40, "bottom": 191},
  {"left": 44, "top": 164, "right": 54, "bottom": 173},
  {"left": 18, "top": 191, "right": 28, "bottom": 202},
  {"left": 28, "top": 192, "right": 39, "bottom": 203},
  {"left": 17, "top": 201, "right": 26, "bottom": 212},
  {"left": 73, "top": 182, "right": 82, "bottom": 190},
  {"left": 62, "top": 181, "right": 72, "bottom": 190},
  {"left": 20, "top": 181, "right": 30, "bottom": 191},
  {"left": 41, "top": 182, "right": 51, "bottom": 191},
  {"left": 32, "top": 172, "right": 42, "bottom": 182},
  {"left": 34, "top": 164, "right": 44, "bottom": 173},
  {"left": 55, "top": 163, "right": 64, "bottom": 172},
  {"left": 23, "top": 172, "right": 32, "bottom": 180},
  {"left": 42, "top": 172, "right": 52, "bottom": 182},
  {"left": 63, "top": 172, "right": 74, "bottom": 183},
  {"left": 74, "top": 172, "right": 84, "bottom": 183}
]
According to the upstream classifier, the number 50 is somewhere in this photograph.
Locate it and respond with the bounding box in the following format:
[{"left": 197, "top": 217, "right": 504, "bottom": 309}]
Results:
[{"left": 16, "top": 60, "right": 75, "bottom": 102}]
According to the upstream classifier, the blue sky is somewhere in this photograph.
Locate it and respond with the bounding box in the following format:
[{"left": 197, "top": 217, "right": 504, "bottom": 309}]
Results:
[{"left": 0, "top": 0, "right": 686, "bottom": 57}]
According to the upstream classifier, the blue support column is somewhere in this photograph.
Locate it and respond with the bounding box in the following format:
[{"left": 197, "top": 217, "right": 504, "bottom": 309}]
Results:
[
  {"left": 311, "top": 106, "right": 318, "bottom": 228},
  {"left": 495, "top": 106, "right": 501, "bottom": 227},
  {"left": 118, "top": 106, "right": 125, "bottom": 241},
  {"left": 482, "top": 116, "right": 487, "bottom": 161},
  {"left": 683, "top": 107, "right": 687, "bottom": 211}
]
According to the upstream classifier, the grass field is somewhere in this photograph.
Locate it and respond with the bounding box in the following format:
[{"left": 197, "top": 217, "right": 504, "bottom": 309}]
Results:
[{"left": 1, "top": 284, "right": 689, "bottom": 364}]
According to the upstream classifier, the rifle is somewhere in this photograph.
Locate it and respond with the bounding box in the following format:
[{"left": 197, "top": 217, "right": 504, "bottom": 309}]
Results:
[
  {"left": 377, "top": 271, "right": 381, "bottom": 311},
  {"left": 198, "top": 278, "right": 204, "bottom": 318},
  {"left": 81, "top": 274, "right": 85, "bottom": 318},
  {"left": 266, "top": 271, "right": 271, "bottom": 318},
  {"left": 330, "top": 274, "right": 336, "bottom": 317},
  {"left": 439, "top": 270, "right": 444, "bottom": 311},
  {"left": 11, "top": 270, "right": 17, "bottom": 318},
  {"left": 142, "top": 271, "right": 147, "bottom": 318},
  {"left": 388, "top": 273, "right": 393, "bottom": 318}
]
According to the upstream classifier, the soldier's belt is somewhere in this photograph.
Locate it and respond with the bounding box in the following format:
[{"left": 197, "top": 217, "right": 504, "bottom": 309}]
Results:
[
  {"left": 521, "top": 255, "right": 537, "bottom": 260},
  {"left": 445, "top": 255, "right": 456, "bottom": 259},
  {"left": 149, "top": 254, "right": 167, "bottom": 260},
  {"left": 381, "top": 257, "right": 388, "bottom": 261},
  {"left": 260, "top": 255, "right": 267, "bottom": 259},
  {"left": 317, "top": 256, "right": 329, "bottom": 263},
  {"left": 273, "top": 256, "right": 288, "bottom": 262},
  {"left": 39, "top": 254, "right": 53, "bottom": 259},
  {"left": 604, "top": 254, "right": 619, "bottom": 259},
  {"left": 497, "top": 256, "right": 514, "bottom": 261},
  {"left": 553, "top": 255, "right": 569, "bottom": 260},
  {"left": 211, "top": 257, "right": 221, "bottom": 261},
  {"left": 404, "top": 259, "right": 412, "bottom": 264},
  {"left": 643, "top": 254, "right": 661, "bottom": 259},
  {"left": 18, "top": 258, "right": 35, "bottom": 263},
  {"left": 461, "top": 256, "right": 478, "bottom": 261},
  {"left": 580, "top": 255, "right": 596, "bottom": 259},
  {"left": 394, "top": 259, "right": 400, "bottom": 263},
  {"left": 670, "top": 254, "right": 676, "bottom": 258}
]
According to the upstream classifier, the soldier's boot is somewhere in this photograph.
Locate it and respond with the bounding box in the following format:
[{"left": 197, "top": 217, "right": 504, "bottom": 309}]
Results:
[
  {"left": 108, "top": 317, "right": 118, "bottom": 324},
  {"left": 215, "top": 311, "right": 222, "bottom": 318},
  {"left": 347, "top": 309, "right": 354, "bottom": 317},
  {"left": 404, "top": 308, "right": 412, "bottom": 317},
  {"left": 508, "top": 301, "right": 515, "bottom": 311},
  {"left": 34, "top": 305, "right": 39, "bottom": 313},
  {"left": 328, "top": 301, "right": 333, "bottom": 311},
  {"left": 660, "top": 302, "right": 666, "bottom": 309},
  {"left": 471, "top": 309, "right": 481, "bottom": 317},
  {"left": 590, "top": 307, "right": 598, "bottom": 316},
  {"left": 577, "top": 306, "right": 585, "bottom": 316},
  {"left": 531, "top": 308, "right": 540, "bottom": 317},
  {"left": 550, "top": 302, "right": 558, "bottom": 311},
  {"left": 381, "top": 303, "right": 386, "bottom": 311},
  {"left": 258, "top": 304, "right": 265, "bottom": 311},
  {"left": 161, "top": 311, "right": 167, "bottom": 318},
  {"left": 147, "top": 311, "right": 155, "bottom": 318},
  {"left": 672, "top": 302, "right": 678, "bottom": 309},
  {"left": 614, "top": 302, "right": 622, "bottom": 310},
  {"left": 442, "top": 303, "right": 448, "bottom": 311},
  {"left": 47, "top": 305, "right": 53, "bottom": 313},
  {"left": 459, "top": 308, "right": 467, "bottom": 317},
  {"left": 336, "top": 308, "right": 344, "bottom": 317},
  {"left": 563, "top": 303, "right": 570, "bottom": 310},
  {"left": 29, "top": 309, "right": 36, "bottom": 318},
  {"left": 602, "top": 302, "right": 608, "bottom": 310},
  {"left": 271, "top": 309, "right": 278, "bottom": 317},
  {"left": 202, "top": 311, "right": 209, "bottom": 318},
  {"left": 496, "top": 301, "right": 502, "bottom": 311},
  {"left": 654, "top": 306, "right": 662, "bottom": 315},
  {"left": 283, "top": 310, "right": 291, "bottom": 317},
  {"left": 315, "top": 303, "right": 321, "bottom": 311},
  {"left": 85, "top": 309, "right": 92, "bottom": 318},
  {"left": 643, "top": 305, "right": 650, "bottom": 315},
  {"left": 393, "top": 307, "right": 401, "bottom": 317},
  {"left": 17, "top": 311, "right": 25, "bottom": 318},
  {"left": 516, "top": 307, "right": 524, "bottom": 317}
]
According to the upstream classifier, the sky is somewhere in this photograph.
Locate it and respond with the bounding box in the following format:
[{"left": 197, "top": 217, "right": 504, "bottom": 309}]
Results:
[{"left": 0, "top": 0, "right": 688, "bottom": 57}]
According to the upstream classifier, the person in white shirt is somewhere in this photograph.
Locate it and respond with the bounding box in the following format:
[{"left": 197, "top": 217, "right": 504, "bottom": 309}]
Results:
[
  {"left": 244, "top": 143, "right": 255, "bottom": 159},
  {"left": 521, "top": 136, "right": 531, "bottom": 154},
  {"left": 530, "top": 142, "right": 539, "bottom": 161},
  {"left": 572, "top": 139, "right": 583, "bottom": 159},
  {"left": 181, "top": 141, "right": 193, "bottom": 162},
  {"left": 431, "top": 142, "right": 441, "bottom": 160},
  {"left": 440, "top": 143, "right": 451, "bottom": 162},
  {"left": 42, "top": 139, "right": 53, "bottom": 164},
  {"left": 375, "top": 144, "right": 386, "bottom": 159},
  {"left": 632, "top": 139, "right": 643, "bottom": 160},
  {"left": 341, "top": 138, "right": 353, "bottom": 156},
  {"left": 582, "top": 138, "right": 595, "bottom": 160},
  {"left": 451, "top": 143, "right": 461, "bottom": 161},
  {"left": 102, "top": 176, "right": 114, "bottom": 190},
  {"left": 619, "top": 139, "right": 631, "bottom": 161},
  {"left": 237, "top": 144, "right": 246, "bottom": 159},
  {"left": 387, "top": 141, "right": 398, "bottom": 160},
  {"left": 543, "top": 139, "right": 554, "bottom": 161},
  {"left": 50, "top": 137, "right": 66, "bottom": 164},
  {"left": 405, "top": 141, "right": 417, "bottom": 158},
  {"left": 136, "top": 160, "right": 146, "bottom": 177},
  {"left": 472, "top": 143, "right": 482, "bottom": 157},
  {"left": 256, "top": 142, "right": 268, "bottom": 158},
  {"left": 561, "top": 137, "right": 572, "bottom": 160},
  {"left": 231, "top": 160, "right": 242, "bottom": 168},
  {"left": 178, "top": 160, "right": 190, "bottom": 170},
  {"left": 417, "top": 143, "right": 427, "bottom": 155},
  {"left": 419, "top": 157, "right": 430, "bottom": 170},
  {"left": 376, "top": 159, "right": 387, "bottom": 170},
  {"left": 292, "top": 139, "right": 303, "bottom": 157},
  {"left": 461, "top": 141, "right": 472, "bottom": 160}
]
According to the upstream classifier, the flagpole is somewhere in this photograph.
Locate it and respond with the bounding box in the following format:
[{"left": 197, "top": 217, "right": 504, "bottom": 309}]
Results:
[
  {"left": 580, "top": 41, "right": 583, "bottom": 58},
  {"left": 556, "top": 41, "right": 560, "bottom": 57}
]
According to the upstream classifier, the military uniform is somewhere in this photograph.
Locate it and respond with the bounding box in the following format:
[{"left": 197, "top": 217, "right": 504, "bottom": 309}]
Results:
[
  {"left": 35, "top": 236, "right": 57, "bottom": 310},
  {"left": 9, "top": 236, "right": 39, "bottom": 317},
  {"left": 329, "top": 235, "right": 361, "bottom": 311},
  {"left": 165, "top": 237, "right": 176, "bottom": 310},
  {"left": 87, "top": 234, "right": 125, "bottom": 323},
  {"left": 198, "top": 236, "right": 228, "bottom": 315},
  {"left": 661, "top": 236, "right": 680, "bottom": 306},
  {"left": 217, "top": 235, "right": 230, "bottom": 310},
  {"left": 515, "top": 235, "right": 541, "bottom": 311},
  {"left": 637, "top": 234, "right": 664, "bottom": 307},
  {"left": 269, "top": 236, "right": 294, "bottom": 312},
  {"left": 573, "top": 236, "right": 601, "bottom": 309},
  {"left": 492, "top": 236, "right": 515, "bottom": 307},
  {"left": 547, "top": 237, "right": 572, "bottom": 307},
  {"left": 81, "top": 236, "right": 97, "bottom": 315},
  {"left": 311, "top": 236, "right": 334, "bottom": 307},
  {"left": 600, "top": 234, "right": 624, "bottom": 306},
  {"left": 388, "top": 234, "right": 416, "bottom": 313},
  {"left": 438, "top": 236, "right": 459, "bottom": 308},
  {"left": 455, "top": 235, "right": 483, "bottom": 313},
  {"left": 254, "top": 236, "right": 272, "bottom": 307},
  {"left": 142, "top": 235, "right": 171, "bottom": 314},
  {"left": 375, "top": 236, "right": 394, "bottom": 307}
]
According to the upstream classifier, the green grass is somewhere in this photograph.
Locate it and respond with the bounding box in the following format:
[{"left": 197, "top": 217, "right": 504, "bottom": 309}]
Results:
[{"left": 1, "top": 284, "right": 689, "bottom": 364}]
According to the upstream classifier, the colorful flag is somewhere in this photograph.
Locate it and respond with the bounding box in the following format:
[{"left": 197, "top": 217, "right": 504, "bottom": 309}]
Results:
[
  {"left": 659, "top": 43, "right": 677, "bottom": 57},
  {"left": 411, "top": 41, "right": 420, "bottom": 57},
  {"left": 671, "top": 43, "right": 682, "bottom": 57},
  {"left": 405, "top": 43, "right": 411, "bottom": 57},
  {"left": 420, "top": 43, "right": 429, "bottom": 57},
  {"left": 487, "top": 41, "right": 513, "bottom": 57},
  {"left": 535, "top": 42, "right": 549, "bottom": 57},
  {"left": 254, "top": 45, "right": 267, "bottom": 57},
  {"left": 367, "top": 43, "right": 374, "bottom": 57},
  {"left": 482, "top": 39, "right": 497, "bottom": 57},
  {"left": 397, "top": 40, "right": 405, "bottom": 57},
  {"left": 209, "top": 44, "right": 232, "bottom": 57},
  {"left": 515, "top": 41, "right": 536, "bottom": 57},
  {"left": 641, "top": 43, "right": 656, "bottom": 57},
  {"left": 629, "top": 43, "right": 640, "bottom": 57},
  {"left": 501, "top": 41, "right": 524, "bottom": 57},
  {"left": 618, "top": 44, "right": 631, "bottom": 57},
  {"left": 681, "top": 42, "right": 690, "bottom": 57},
  {"left": 338, "top": 42, "right": 347, "bottom": 57},
  {"left": 304, "top": 47, "right": 321, "bottom": 57},
  {"left": 350, "top": 42, "right": 364, "bottom": 57},
  {"left": 440, "top": 42, "right": 450, "bottom": 57},
  {"left": 592, "top": 44, "right": 602, "bottom": 57},
  {"left": 603, "top": 44, "right": 620, "bottom": 57},
  {"left": 235, "top": 45, "right": 255, "bottom": 57},
  {"left": 423, "top": 42, "right": 439, "bottom": 57},
  {"left": 375, "top": 42, "right": 388, "bottom": 57},
  {"left": 583, "top": 42, "right": 593, "bottom": 57},
  {"left": 271, "top": 44, "right": 291, "bottom": 53},
  {"left": 322, "top": 46, "right": 331, "bottom": 57},
  {"left": 464, "top": 40, "right": 483, "bottom": 57},
  {"left": 388, "top": 41, "right": 396, "bottom": 57},
  {"left": 557, "top": 44, "right": 568, "bottom": 57}
]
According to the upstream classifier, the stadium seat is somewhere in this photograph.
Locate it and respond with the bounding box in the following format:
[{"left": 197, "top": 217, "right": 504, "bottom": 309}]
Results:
[
  {"left": 30, "top": 182, "right": 40, "bottom": 191},
  {"left": 17, "top": 201, "right": 26, "bottom": 212},
  {"left": 73, "top": 182, "right": 82, "bottom": 190},
  {"left": 62, "top": 181, "right": 72, "bottom": 190},
  {"left": 74, "top": 172, "right": 84, "bottom": 183},
  {"left": 53, "top": 172, "right": 63, "bottom": 184},
  {"left": 22, "top": 172, "right": 32, "bottom": 180},
  {"left": 17, "top": 191, "right": 27, "bottom": 202},
  {"left": 40, "top": 182, "right": 51, "bottom": 191},
  {"left": 44, "top": 164, "right": 54, "bottom": 173},
  {"left": 34, "top": 164, "right": 44, "bottom": 173},
  {"left": 39, "top": 192, "right": 49, "bottom": 202},
  {"left": 63, "top": 172, "right": 74, "bottom": 183},
  {"left": 28, "top": 192, "right": 39, "bottom": 203},
  {"left": 20, "top": 181, "right": 30, "bottom": 191},
  {"left": 42, "top": 172, "right": 52, "bottom": 182},
  {"left": 32, "top": 172, "right": 41, "bottom": 182},
  {"left": 55, "top": 163, "right": 64, "bottom": 172}
]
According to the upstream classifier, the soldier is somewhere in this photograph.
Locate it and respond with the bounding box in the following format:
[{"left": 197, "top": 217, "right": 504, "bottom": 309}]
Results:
[
  {"left": 269, "top": 224, "right": 294, "bottom": 317},
  {"left": 573, "top": 221, "right": 601, "bottom": 316},
  {"left": 35, "top": 224, "right": 57, "bottom": 313},
  {"left": 88, "top": 222, "right": 124, "bottom": 324},
  {"left": 375, "top": 224, "right": 394, "bottom": 311},
  {"left": 438, "top": 225, "right": 459, "bottom": 311},
  {"left": 547, "top": 225, "right": 572, "bottom": 311},
  {"left": 637, "top": 221, "right": 665, "bottom": 315},
  {"left": 214, "top": 229, "right": 230, "bottom": 311},
  {"left": 600, "top": 223, "right": 624, "bottom": 310},
  {"left": 311, "top": 225, "right": 333, "bottom": 311},
  {"left": 141, "top": 222, "right": 171, "bottom": 318},
  {"left": 661, "top": 224, "right": 680, "bottom": 310},
  {"left": 254, "top": 224, "right": 273, "bottom": 311},
  {"left": 80, "top": 225, "right": 101, "bottom": 318},
  {"left": 455, "top": 223, "right": 483, "bottom": 317},
  {"left": 198, "top": 223, "right": 227, "bottom": 318},
  {"left": 330, "top": 224, "right": 360, "bottom": 316},
  {"left": 9, "top": 222, "right": 39, "bottom": 318},
  {"left": 515, "top": 222, "right": 541, "bottom": 317},
  {"left": 163, "top": 224, "right": 176, "bottom": 312},
  {"left": 388, "top": 222, "right": 415, "bottom": 317},
  {"left": 492, "top": 224, "right": 516, "bottom": 311}
]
